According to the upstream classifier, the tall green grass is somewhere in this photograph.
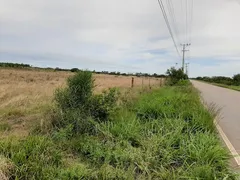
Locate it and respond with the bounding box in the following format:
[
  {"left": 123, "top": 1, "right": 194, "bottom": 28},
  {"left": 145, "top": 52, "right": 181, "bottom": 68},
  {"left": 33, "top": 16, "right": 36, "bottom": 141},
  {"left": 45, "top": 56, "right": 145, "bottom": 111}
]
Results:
[{"left": 0, "top": 72, "right": 237, "bottom": 179}]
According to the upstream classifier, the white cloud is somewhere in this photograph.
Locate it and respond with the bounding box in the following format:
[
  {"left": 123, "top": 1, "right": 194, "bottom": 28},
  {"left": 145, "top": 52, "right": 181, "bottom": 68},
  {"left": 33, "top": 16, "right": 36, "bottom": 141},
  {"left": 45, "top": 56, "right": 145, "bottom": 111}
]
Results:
[{"left": 0, "top": 0, "right": 240, "bottom": 77}]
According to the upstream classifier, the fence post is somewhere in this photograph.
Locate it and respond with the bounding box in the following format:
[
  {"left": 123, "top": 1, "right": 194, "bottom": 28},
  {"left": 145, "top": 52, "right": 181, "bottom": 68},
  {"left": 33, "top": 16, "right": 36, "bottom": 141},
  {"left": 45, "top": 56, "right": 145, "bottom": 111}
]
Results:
[
  {"left": 131, "top": 77, "right": 134, "bottom": 88},
  {"left": 149, "top": 77, "right": 151, "bottom": 89}
]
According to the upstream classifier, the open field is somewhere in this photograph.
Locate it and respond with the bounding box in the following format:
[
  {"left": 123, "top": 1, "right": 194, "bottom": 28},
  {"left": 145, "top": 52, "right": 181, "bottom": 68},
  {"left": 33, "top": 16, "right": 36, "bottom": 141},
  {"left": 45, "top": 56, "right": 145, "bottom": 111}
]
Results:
[{"left": 0, "top": 68, "right": 163, "bottom": 137}]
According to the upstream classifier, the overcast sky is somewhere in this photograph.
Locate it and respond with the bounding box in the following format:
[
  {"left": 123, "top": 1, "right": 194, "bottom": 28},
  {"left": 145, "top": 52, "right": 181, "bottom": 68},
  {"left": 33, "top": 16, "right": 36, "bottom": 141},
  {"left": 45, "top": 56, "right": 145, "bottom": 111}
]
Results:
[{"left": 0, "top": 0, "right": 239, "bottom": 77}]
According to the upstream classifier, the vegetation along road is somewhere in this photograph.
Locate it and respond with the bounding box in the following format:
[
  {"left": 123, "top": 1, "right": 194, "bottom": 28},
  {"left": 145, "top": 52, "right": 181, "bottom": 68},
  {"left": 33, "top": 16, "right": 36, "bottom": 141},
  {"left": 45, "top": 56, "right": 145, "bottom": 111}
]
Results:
[{"left": 191, "top": 80, "right": 240, "bottom": 167}]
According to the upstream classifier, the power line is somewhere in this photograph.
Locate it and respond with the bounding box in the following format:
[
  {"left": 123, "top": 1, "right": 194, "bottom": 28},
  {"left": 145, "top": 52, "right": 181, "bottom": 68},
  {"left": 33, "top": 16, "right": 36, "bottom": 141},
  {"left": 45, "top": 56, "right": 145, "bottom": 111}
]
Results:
[
  {"left": 181, "top": 0, "right": 185, "bottom": 43},
  {"left": 167, "top": 0, "right": 181, "bottom": 46},
  {"left": 189, "top": 0, "right": 193, "bottom": 43},
  {"left": 185, "top": 0, "right": 188, "bottom": 43},
  {"left": 157, "top": 0, "right": 181, "bottom": 58}
]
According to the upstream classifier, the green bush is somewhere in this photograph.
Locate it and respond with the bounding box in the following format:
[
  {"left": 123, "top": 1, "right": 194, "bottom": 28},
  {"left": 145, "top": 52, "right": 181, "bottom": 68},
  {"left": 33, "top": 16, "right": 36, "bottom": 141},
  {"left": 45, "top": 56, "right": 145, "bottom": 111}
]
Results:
[
  {"left": 52, "top": 71, "right": 119, "bottom": 135},
  {"left": 89, "top": 88, "right": 120, "bottom": 122},
  {"left": 166, "top": 67, "right": 188, "bottom": 85},
  {"left": 55, "top": 71, "right": 94, "bottom": 110},
  {"left": 233, "top": 74, "right": 240, "bottom": 85},
  {"left": 70, "top": 68, "right": 80, "bottom": 72},
  {"left": 176, "top": 79, "right": 191, "bottom": 86}
]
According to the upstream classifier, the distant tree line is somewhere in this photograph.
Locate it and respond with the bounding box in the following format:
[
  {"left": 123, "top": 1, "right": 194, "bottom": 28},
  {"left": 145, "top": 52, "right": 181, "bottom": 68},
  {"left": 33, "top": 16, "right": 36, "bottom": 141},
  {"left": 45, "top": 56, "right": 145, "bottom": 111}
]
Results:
[
  {"left": 0, "top": 62, "right": 31, "bottom": 68},
  {"left": 195, "top": 74, "right": 240, "bottom": 86},
  {"left": 94, "top": 71, "right": 166, "bottom": 78},
  {"left": 0, "top": 62, "right": 166, "bottom": 78}
]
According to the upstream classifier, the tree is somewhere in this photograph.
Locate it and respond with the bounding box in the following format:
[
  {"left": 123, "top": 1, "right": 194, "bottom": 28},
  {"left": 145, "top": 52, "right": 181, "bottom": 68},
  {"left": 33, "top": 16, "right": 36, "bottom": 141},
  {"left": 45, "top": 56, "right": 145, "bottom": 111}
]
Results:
[
  {"left": 70, "top": 68, "right": 80, "bottom": 72},
  {"left": 166, "top": 67, "right": 188, "bottom": 85},
  {"left": 233, "top": 74, "right": 240, "bottom": 85}
]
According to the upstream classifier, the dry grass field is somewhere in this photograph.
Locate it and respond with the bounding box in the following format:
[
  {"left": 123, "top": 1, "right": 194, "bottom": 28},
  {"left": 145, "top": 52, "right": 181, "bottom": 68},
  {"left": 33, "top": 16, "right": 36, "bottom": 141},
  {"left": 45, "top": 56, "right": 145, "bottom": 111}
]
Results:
[{"left": 0, "top": 68, "right": 163, "bottom": 136}]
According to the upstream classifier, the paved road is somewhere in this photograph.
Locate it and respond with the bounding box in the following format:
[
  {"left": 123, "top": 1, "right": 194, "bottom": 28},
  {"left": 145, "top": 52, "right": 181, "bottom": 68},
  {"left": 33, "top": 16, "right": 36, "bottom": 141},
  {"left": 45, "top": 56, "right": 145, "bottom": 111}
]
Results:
[{"left": 191, "top": 80, "right": 240, "bottom": 156}]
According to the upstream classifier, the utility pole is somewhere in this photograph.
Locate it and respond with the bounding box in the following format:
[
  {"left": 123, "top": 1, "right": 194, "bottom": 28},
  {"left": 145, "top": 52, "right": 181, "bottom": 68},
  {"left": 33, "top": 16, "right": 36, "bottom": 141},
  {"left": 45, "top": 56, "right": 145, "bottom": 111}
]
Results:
[{"left": 181, "top": 43, "right": 191, "bottom": 73}]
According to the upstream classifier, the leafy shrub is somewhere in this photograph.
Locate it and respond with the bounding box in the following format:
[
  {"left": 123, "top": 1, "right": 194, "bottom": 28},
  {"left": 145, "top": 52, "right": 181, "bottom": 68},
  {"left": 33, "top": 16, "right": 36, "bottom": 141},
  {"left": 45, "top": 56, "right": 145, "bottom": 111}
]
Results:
[
  {"left": 89, "top": 88, "right": 120, "bottom": 122},
  {"left": 166, "top": 67, "right": 188, "bottom": 85},
  {"left": 233, "top": 74, "right": 240, "bottom": 85},
  {"left": 55, "top": 71, "right": 94, "bottom": 110},
  {"left": 53, "top": 71, "right": 119, "bottom": 135},
  {"left": 70, "top": 68, "right": 80, "bottom": 72},
  {"left": 176, "top": 79, "right": 191, "bottom": 86}
]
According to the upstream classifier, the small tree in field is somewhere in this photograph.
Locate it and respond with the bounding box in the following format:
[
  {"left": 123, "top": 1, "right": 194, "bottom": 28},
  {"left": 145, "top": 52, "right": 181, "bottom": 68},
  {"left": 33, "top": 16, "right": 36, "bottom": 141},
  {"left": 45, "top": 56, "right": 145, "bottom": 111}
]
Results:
[
  {"left": 233, "top": 74, "right": 240, "bottom": 85},
  {"left": 166, "top": 67, "right": 188, "bottom": 85},
  {"left": 70, "top": 68, "right": 80, "bottom": 72},
  {"left": 53, "top": 71, "right": 119, "bottom": 135}
]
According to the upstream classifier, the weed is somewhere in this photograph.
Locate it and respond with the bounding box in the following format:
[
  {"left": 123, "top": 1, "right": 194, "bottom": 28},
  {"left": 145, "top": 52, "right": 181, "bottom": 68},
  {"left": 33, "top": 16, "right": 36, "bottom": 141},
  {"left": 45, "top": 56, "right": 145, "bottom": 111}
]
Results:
[
  {"left": 0, "top": 156, "right": 14, "bottom": 180},
  {"left": 4, "top": 109, "right": 25, "bottom": 118},
  {"left": 0, "top": 123, "right": 11, "bottom": 132},
  {"left": 0, "top": 136, "right": 63, "bottom": 179}
]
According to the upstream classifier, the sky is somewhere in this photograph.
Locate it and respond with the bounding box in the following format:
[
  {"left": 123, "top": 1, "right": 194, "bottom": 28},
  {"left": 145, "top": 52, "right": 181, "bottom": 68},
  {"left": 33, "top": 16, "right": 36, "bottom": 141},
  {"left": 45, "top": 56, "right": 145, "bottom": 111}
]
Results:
[{"left": 0, "top": 0, "right": 240, "bottom": 77}]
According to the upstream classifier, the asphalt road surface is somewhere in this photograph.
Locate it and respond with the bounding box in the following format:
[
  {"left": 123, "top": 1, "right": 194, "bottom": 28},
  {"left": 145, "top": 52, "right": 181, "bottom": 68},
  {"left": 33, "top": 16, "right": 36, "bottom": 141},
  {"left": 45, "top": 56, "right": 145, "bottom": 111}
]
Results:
[{"left": 191, "top": 80, "right": 240, "bottom": 157}]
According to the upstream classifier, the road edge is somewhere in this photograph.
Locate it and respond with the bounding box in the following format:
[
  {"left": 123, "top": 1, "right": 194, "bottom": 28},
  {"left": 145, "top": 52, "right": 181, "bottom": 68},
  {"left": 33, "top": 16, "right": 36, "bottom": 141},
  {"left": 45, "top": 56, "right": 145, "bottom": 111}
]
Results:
[
  {"left": 191, "top": 80, "right": 240, "bottom": 168},
  {"left": 214, "top": 119, "right": 240, "bottom": 168}
]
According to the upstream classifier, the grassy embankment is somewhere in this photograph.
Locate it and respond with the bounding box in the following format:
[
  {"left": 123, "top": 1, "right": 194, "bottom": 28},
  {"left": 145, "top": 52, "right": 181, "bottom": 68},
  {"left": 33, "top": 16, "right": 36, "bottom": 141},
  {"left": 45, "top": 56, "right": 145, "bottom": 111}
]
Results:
[
  {"left": 195, "top": 80, "right": 240, "bottom": 92},
  {"left": 0, "top": 71, "right": 237, "bottom": 179},
  {"left": 210, "top": 83, "right": 240, "bottom": 92}
]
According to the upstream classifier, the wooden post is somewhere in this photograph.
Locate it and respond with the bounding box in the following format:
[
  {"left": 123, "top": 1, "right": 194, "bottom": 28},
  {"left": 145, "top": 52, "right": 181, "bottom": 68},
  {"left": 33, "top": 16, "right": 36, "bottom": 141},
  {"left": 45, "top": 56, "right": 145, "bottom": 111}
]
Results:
[
  {"left": 142, "top": 77, "right": 144, "bottom": 89},
  {"left": 131, "top": 77, "right": 134, "bottom": 88},
  {"left": 149, "top": 77, "right": 151, "bottom": 89}
]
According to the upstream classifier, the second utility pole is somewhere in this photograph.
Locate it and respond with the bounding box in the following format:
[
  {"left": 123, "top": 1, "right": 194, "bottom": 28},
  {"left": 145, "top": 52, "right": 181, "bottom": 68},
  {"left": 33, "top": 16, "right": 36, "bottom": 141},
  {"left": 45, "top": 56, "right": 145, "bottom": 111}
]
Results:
[{"left": 181, "top": 43, "right": 190, "bottom": 73}]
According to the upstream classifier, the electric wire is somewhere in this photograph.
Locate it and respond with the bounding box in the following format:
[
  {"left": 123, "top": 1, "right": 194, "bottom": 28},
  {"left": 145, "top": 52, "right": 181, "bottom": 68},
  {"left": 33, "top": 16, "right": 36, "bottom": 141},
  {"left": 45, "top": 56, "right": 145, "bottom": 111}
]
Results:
[
  {"left": 189, "top": 0, "right": 193, "bottom": 43},
  {"left": 157, "top": 0, "right": 181, "bottom": 57},
  {"left": 185, "top": 0, "right": 188, "bottom": 43},
  {"left": 167, "top": 0, "right": 181, "bottom": 47}
]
